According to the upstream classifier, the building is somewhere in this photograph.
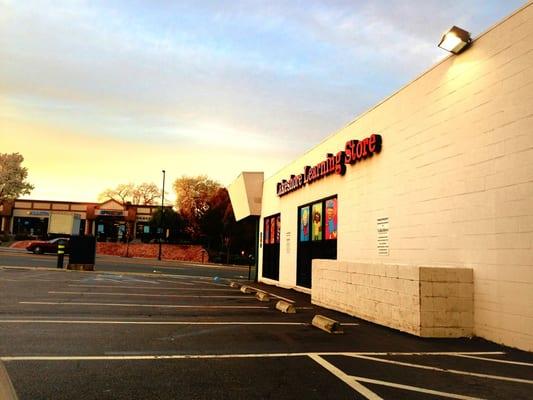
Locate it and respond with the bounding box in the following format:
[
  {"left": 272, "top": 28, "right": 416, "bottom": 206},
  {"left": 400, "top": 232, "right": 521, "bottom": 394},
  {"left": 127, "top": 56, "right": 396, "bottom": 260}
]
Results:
[
  {"left": 229, "top": 3, "right": 533, "bottom": 351},
  {"left": 0, "top": 198, "right": 168, "bottom": 242}
]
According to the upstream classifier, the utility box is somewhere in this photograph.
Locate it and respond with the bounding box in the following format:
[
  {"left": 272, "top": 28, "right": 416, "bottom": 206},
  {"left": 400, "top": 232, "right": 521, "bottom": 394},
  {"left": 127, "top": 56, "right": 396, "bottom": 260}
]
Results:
[
  {"left": 48, "top": 213, "right": 81, "bottom": 236},
  {"left": 68, "top": 235, "right": 96, "bottom": 271}
]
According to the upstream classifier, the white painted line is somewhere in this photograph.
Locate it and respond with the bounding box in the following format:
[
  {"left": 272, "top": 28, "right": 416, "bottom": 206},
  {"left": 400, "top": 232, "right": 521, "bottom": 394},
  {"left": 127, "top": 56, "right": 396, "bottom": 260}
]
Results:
[
  {"left": 246, "top": 285, "right": 295, "bottom": 304},
  {"left": 68, "top": 284, "right": 234, "bottom": 291},
  {"left": 351, "top": 375, "right": 484, "bottom": 400},
  {"left": 0, "top": 351, "right": 507, "bottom": 362},
  {"left": 453, "top": 354, "right": 533, "bottom": 367},
  {"left": 191, "top": 280, "right": 227, "bottom": 287},
  {"left": 156, "top": 279, "right": 194, "bottom": 285},
  {"left": 309, "top": 354, "right": 383, "bottom": 400},
  {"left": 0, "top": 320, "right": 320, "bottom": 326},
  {"left": 0, "top": 353, "right": 311, "bottom": 361},
  {"left": 49, "top": 291, "right": 246, "bottom": 299},
  {"left": 344, "top": 352, "right": 505, "bottom": 356},
  {"left": 20, "top": 301, "right": 269, "bottom": 310},
  {"left": 348, "top": 354, "right": 533, "bottom": 385}
]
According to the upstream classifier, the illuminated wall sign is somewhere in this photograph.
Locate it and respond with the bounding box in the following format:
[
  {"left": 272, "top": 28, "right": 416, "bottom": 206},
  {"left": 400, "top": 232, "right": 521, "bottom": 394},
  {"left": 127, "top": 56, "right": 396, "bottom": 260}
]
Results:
[
  {"left": 28, "top": 211, "right": 50, "bottom": 216},
  {"left": 276, "top": 134, "right": 382, "bottom": 197}
]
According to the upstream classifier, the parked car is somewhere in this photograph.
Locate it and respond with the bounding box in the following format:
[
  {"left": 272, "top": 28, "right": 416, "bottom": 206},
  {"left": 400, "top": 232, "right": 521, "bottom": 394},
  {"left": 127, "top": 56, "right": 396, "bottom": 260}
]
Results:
[{"left": 26, "top": 238, "right": 70, "bottom": 254}]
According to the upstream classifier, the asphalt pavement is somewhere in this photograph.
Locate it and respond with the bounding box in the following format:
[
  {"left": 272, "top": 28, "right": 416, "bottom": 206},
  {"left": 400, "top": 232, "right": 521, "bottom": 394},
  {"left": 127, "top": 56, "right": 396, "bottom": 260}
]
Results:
[{"left": 0, "top": 250, "right": 532, "bottom": 399}]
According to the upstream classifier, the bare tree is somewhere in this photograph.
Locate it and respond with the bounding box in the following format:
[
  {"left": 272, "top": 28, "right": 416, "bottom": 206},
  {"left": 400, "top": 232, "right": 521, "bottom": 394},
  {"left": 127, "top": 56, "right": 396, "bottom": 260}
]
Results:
[{"left": 98, "top": 182, "right": 161, "bottom": 205}]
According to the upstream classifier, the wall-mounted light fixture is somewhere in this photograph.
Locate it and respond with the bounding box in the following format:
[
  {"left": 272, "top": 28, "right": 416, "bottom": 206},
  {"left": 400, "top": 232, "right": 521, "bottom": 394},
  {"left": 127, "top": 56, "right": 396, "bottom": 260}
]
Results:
[{"left": 438, "top": 26, "right": 471, "bottom": 54}]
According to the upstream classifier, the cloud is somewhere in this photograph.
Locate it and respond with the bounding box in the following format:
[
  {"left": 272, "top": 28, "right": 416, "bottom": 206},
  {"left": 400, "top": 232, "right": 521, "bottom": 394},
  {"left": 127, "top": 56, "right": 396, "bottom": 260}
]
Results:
[{"left": 0, "top": 0, "right": 526, "bottom": 200}]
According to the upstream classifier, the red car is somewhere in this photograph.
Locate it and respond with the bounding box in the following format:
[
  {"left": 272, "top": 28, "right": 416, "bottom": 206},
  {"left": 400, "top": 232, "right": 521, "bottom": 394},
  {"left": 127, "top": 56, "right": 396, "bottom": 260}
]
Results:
[{"left": 26, "top": 238, "right": 70, "bottom": 254}]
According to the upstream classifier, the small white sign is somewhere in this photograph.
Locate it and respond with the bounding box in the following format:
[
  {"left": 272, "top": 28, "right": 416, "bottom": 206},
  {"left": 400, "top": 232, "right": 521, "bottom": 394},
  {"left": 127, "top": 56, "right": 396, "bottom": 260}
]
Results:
[{"left": 377, "top": 217, "right": 389, "bottom": 256}]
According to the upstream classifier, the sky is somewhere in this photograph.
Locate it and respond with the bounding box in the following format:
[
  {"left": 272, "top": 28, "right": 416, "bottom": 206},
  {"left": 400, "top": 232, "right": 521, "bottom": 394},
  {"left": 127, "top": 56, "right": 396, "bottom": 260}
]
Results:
[{"left": 0, "top": 0, "right": 526, "bottom": 202}]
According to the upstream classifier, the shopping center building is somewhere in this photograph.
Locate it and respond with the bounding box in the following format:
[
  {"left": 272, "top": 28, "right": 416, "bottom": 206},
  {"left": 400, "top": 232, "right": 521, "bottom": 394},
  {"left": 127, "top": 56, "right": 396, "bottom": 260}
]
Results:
[
  {"left": 229, "top": 3, "right": 532, "bottom": 351},
  {"left": 0, "top": 198, "right": 164, "bottom": 242}
]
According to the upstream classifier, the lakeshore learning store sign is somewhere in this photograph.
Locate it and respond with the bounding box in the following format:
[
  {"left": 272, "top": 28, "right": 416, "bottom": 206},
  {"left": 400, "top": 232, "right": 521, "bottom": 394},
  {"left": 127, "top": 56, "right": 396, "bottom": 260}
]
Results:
[{"left": 276, "top": 134, "right": 382, "bottom": 197}]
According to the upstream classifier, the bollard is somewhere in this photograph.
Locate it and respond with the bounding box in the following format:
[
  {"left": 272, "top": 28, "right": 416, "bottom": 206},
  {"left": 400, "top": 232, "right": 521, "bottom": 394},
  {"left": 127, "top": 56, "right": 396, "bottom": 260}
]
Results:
[
  {"left": 255, "top": 291, "right": 270, "bottom": 302},
  {"left": 275, "top": 300, "right": 296, "bottom": 313},
  {"left": 311, "top": 315, "right": 343, "bottom": 334},
  {"left": 56, "top": 241, "right": 66, "bottom": 269}
]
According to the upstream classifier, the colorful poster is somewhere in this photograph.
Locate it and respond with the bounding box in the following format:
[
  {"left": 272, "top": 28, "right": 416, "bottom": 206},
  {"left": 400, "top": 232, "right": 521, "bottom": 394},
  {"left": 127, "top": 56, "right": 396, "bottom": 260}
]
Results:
[
  {"left": 264, "top": 218, "right": 270, "bottom": 244},
  {"left": 270, "top": 217, "right": 276, "bottom": 244},
  {"left": 276, "top": 215, "right": 280, "bottom": 243},
  {"left": 325, "top": 198, "right": 338, "bottom": 240},
  {"left": 299, "top": 206, "right": 310, "bottom": 242},
  {"left": 312, "top": 202, "right": 322, "bottom": 241}
]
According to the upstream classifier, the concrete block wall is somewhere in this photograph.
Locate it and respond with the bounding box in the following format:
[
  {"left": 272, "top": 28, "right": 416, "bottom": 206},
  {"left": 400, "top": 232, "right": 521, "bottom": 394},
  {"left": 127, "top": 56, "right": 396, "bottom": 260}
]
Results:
[{"left": 312, "top": 260, "right": 473, "bottom": 337}]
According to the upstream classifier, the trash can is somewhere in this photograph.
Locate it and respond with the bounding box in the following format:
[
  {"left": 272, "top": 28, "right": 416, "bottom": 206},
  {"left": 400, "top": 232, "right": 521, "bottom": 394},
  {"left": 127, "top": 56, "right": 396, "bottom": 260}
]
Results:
[{"left": 67, "top": 235, "right": 96, "bottom": 271}]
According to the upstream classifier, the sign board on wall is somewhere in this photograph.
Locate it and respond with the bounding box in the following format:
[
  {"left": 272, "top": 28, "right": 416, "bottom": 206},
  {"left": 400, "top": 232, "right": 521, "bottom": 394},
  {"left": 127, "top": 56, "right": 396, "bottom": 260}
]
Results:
[
  {"left": 276, "top": 134, "right": 382, "bottom": 197},
  {"left": 377, "top": 217, "right": 389, "bottom": 256}
]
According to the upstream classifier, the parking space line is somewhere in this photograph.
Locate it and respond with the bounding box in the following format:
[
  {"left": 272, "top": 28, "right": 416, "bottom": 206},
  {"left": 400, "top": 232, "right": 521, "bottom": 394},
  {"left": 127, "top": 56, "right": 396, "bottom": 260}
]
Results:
[
  {"left": 454, "top": 354, "right": 533, "bottom": 367},
  {"left": 0, "top": 351, "right": 508, "bottom": 362},
  {"left": 348, "top": 354, "right": 533, "bottom": 385},
  {"left": 0, "top": 319, "right": 344, "bottom": 326},
  {"left": 156, "top": 279, "right": 194, "bottom": 285},
  {"left": 68, "top": 284, "right": 234, "bottom": 291},
  {"left": 351, "top": 375, "right": 483, "bottom": 400},
  {"left": 20, "top": 301, "right": 269, "bottom": 309},
  {"left": 48, "top": 291, "right": 246, "bottom": 299},
  {"left": 0, "top": 353, "right": 311, "bottom": 361},
  {"left": 309, "top": 354, "right": 383, "bottom": 400},
  {"left": 245, "top": 285, "right": 296, "bottom": 303}
]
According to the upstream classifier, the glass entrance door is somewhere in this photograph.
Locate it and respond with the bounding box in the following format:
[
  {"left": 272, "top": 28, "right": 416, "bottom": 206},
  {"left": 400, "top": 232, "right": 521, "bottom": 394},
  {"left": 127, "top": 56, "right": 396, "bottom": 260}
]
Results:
[
  {"left": 296, "top": 196, "right": 337, "bottom": 288},
  {"left": 262, "top": 214, "right": 280, "bottom": 280}
]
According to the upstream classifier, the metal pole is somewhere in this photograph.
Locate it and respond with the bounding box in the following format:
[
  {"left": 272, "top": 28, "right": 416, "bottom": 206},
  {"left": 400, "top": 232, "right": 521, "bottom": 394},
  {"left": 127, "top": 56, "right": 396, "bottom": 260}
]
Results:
[
  {"left": 253, "top": 216, "right": 259, "bottom": 282},
  {"left": 158, "top": 169, "right": 166, "bottom": 261}
]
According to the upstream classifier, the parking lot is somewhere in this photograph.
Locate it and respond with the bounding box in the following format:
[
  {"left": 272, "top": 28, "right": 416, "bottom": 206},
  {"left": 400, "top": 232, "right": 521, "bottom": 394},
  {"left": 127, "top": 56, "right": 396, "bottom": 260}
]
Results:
[{"left": 0, "top": 265, "right": 532, "bottom": 399}]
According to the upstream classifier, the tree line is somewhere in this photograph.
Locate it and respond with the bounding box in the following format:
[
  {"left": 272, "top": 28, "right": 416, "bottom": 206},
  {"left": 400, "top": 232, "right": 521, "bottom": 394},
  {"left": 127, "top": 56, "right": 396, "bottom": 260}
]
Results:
[
  {"left": 0, "top": 152, "right": 254, "bottom": 263},
  {"left": 99, "top": 176, "right": 255, "bottom": 264}
]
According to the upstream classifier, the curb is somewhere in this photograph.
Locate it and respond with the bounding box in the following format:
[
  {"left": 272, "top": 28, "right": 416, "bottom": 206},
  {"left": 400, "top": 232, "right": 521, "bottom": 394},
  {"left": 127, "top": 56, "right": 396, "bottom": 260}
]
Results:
[
  {"left": 311, "top": 315, "right": 343, "bottom": 334},
  {"left": 0, "top": 361, "right": 18, "bottom": 400},
  {"left": 275, "top": 300, "right": 296, "bottom": 313}
]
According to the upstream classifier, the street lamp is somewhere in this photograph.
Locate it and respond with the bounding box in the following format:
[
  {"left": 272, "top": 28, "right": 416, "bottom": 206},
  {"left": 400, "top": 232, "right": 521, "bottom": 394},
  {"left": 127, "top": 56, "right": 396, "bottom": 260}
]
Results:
[{"left": 158, "top": 169, "right": 166, "bottom": 261}]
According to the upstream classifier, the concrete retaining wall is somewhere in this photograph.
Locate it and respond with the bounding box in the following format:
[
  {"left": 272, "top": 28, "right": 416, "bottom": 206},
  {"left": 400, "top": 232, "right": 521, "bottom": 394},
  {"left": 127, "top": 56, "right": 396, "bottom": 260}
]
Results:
[{"left": 312, "top": 259, "right": 473, "bottom": 337}]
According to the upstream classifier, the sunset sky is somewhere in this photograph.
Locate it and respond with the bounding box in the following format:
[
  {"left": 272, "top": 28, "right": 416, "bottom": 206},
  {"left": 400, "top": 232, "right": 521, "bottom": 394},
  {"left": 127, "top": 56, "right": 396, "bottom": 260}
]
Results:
[{"left": 1, "top": 0, "right": 525, "bottom": 202}]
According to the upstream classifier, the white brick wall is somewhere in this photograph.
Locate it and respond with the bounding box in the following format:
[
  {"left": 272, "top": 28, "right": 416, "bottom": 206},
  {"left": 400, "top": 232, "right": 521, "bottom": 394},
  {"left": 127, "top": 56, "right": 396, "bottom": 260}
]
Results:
[
  {"left": 312, "top": 260, "right": 473, "bottom": 337},
  {"left": 259, "top": 4, "right": 533, "bottom": 350}
]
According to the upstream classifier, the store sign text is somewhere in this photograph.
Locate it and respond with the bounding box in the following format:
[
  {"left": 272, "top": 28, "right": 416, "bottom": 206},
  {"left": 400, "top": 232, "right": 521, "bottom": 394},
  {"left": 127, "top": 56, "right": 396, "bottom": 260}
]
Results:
[{"left": 276, "top": 134, "right": 382, "bottom": 197}]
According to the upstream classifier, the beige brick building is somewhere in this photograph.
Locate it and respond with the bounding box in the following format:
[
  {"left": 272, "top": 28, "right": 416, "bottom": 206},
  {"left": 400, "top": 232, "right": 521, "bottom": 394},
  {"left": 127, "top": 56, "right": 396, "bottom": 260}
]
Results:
[{"left": 231, "top": 3, "right": 533, "bottom": 351}]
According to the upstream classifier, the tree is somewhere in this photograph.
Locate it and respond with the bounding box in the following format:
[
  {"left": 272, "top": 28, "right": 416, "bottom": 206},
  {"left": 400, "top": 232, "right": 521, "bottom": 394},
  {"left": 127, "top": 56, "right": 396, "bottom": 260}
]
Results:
[
  {"left": 99, "top": 182, "right": 161, "bottom": 205},
  {"left": 173, "top": 175, "right": 221, "bottom": 238},
  {"left": 0, "top": 153, "right": 34, "bottom": 202},
  {"left": 149, "top": 207, "right": 185, "bottom": 243},
  {"left": 132, "top": 182, "right": 161, "bottom": 205}
]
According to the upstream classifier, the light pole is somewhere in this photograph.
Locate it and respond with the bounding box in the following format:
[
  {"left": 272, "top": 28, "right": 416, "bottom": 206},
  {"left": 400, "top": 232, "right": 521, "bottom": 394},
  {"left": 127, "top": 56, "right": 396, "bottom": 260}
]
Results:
[{"left": 158, "top": 169, "right": 166, "bottom": 261}]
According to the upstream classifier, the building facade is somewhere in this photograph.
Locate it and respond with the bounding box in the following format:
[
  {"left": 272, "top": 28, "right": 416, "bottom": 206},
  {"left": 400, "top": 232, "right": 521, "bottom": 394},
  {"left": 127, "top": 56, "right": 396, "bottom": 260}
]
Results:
[
  {"left": 0, "top": 198, "right": 166, "bottom": 242},
  {"left": 237, "top": 4, "right": 532, "bottom": 351}
]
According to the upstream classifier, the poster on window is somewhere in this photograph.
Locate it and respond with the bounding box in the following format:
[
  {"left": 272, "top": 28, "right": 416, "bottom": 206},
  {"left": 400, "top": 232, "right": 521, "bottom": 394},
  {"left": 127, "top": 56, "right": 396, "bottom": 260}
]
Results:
[
  {"left": 299, "top": 207, "right": 310, "bottom": 242},
  {"left": 270, "top": 217, "right": 276, "bottom": 244},
  {"left": 312, "top": 202, "right": 322, "bottom": 241},
  {"left": 276, "top": 215, "right": 280, "bottom": 244},
  {"left": 325, "top": 198, "right": 338, "bottom": 240},
  {"left": 264, "top": 218, "right": 270, "bottom": 244}
]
